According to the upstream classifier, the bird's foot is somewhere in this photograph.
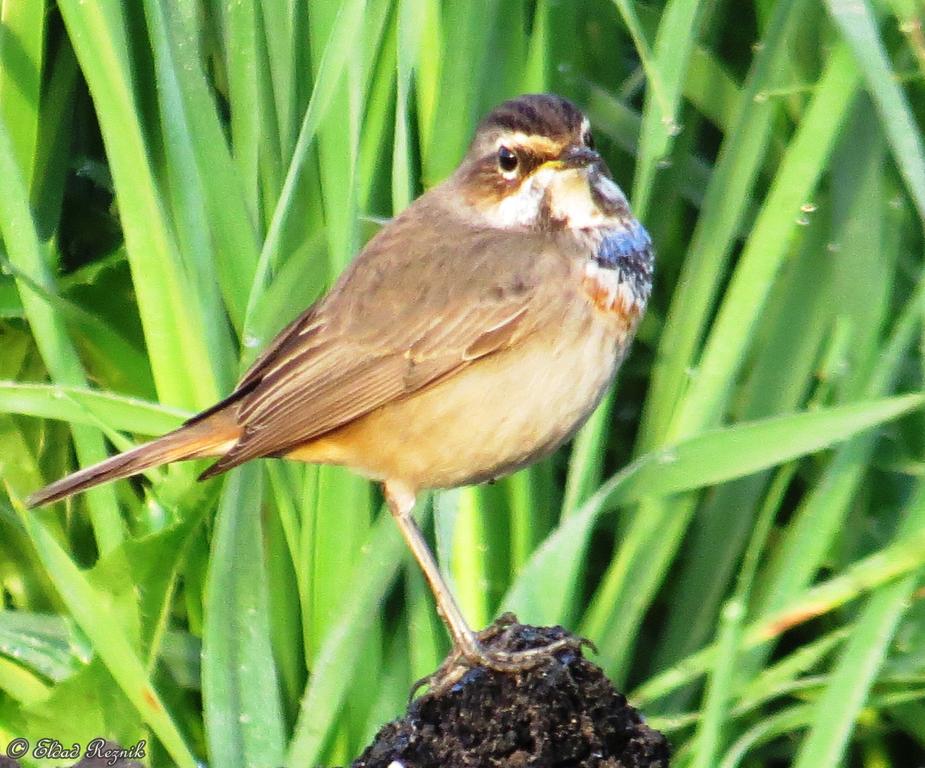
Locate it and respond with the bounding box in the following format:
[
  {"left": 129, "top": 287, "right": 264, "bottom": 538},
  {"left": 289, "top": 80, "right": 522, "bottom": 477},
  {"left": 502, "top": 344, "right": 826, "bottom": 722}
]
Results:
[
  {"left": 454, "top": 613, "right": 593, "bottom": 672},
  {"left": 412, "top": 613, "right": 595, "bottom": 698}
]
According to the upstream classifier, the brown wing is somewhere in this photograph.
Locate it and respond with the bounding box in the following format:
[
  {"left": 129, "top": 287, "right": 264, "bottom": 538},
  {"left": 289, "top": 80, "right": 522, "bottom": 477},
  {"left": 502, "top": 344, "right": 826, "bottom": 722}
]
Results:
[{"left": 201, "top": 200, "right": 562, "bottom": 478}]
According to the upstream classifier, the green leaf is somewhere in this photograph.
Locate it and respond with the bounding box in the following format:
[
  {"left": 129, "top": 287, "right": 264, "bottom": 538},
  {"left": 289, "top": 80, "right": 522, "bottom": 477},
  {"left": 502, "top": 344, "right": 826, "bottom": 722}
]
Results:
[
  {"left": 634, "top": 525, "right": 925, "bottom": 706},
  {"left": 0, "top": 101, "right": 123, "bottom": 554},
  {"left": 57, "top": 0, "right": 221, "bottom": 409},
  {"left": 245, "top": 0, "right": 368, "bottom": 334},
  {"left": 672, "top": 41, "right": 860, "bottom": 438},
  {"left": 791, "top": 481, "right": 925, "bottom": 767},
  {"left": 13, "top": 502, "right": 197, "bottom": 767},
  {"left": 638, "top": 0, "right": 812, "bottom": 450},
  {"left": 203, "top": 465, "right": 285, "bottom": 768},
  {"left": 503, "top": 394, "right": 923, "bottom": 625},
  {"left": 286, "top": 506, "right": 407, "bottom": 768},
  {"left": 0, "top": 611, "right": 80, "bottom": 682},
  {"left": 0, "top": 382, "right": 189, "bottom": 435},
  {"left": 632, "top": 0, "right": 707, "bottom": 217},
  {"left": 826, "top": 0, "right": 925, "bottom": 222},
  {"left": 142, "top": 0, "right": 252, "bottom": 369},
  {"left": 0, "top": 0, "right": 45, "bottom": 181}
]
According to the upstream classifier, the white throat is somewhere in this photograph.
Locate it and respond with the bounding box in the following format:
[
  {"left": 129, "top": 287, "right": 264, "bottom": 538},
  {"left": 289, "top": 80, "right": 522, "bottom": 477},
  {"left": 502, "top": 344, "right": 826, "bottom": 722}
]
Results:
[{"left": 478, "top": 167, "right": 628, "bottom": 232}]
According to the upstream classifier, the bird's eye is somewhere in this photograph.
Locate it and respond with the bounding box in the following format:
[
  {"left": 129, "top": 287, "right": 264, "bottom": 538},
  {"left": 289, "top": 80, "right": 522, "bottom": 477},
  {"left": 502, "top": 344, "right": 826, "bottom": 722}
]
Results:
[
  {"left": 497, "top": 146, "right": 519, "bottom": 174},
  {"left": 583, "top": 130, "right": 595, "bottom": 150}
]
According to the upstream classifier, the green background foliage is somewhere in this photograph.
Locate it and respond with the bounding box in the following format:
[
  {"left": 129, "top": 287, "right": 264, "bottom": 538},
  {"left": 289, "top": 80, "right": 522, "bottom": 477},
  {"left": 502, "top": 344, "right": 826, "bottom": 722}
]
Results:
[{"left": 1, "top": 1, "right": 924, "bottom": 766}]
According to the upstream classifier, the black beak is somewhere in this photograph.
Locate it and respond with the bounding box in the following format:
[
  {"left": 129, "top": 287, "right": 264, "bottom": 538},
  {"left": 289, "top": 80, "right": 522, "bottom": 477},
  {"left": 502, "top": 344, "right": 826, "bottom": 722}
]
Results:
[{"left": 559, "top": 145, "right": 601, "bottom": 170}]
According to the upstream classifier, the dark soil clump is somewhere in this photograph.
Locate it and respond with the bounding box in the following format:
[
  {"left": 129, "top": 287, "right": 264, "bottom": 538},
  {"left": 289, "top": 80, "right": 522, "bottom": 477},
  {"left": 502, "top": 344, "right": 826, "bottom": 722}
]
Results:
[{"left": 353, "top": 616, "right": 670, "bottom": 768}]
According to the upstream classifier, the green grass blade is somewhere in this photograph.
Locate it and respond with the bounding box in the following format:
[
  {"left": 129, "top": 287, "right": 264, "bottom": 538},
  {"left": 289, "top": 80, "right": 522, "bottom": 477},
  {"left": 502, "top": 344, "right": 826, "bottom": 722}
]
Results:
[
  {"left": 609, "top": 394, "right": 922, "bottom": 505},
  {"left": 826, "top": 0, "right": 925, "bottom": 222},
  {"left": 608, "top": 0, "right": 670, "bottom": 126},
  {"left": 632, "top": 0, "right": 706, "bottom": 217},
  {"left": 202, "top": 465, "right": 286, "bottom": 768},
  {"left": 561, "top": 391, "right": 614, "bottom": 518},
  {"left": 30, "top": 31, "right": 78, "bottom": 236},
  {"left": 638, "top": 0, "right": 810, "bottom": 450},
  {"left": 0, "top": 610, "right": 80, "bottom": 682},
  {"left": 56, "top": 0, "right": 221, "bottom": 409},
  {"left": 581, "top": 42, "right": 865, "bottom": 679},
  {"left": 633, "top": 525, "right": 925, "bottom": 706},
  {"left": 0, "top": 382, "right": 188, "bottom": 434},
  {"left": 673, "top": 42, "right": 860, "bottom": 437},
  {"left": 735, "top": 628, "right": 850, "bottom": 713},
  {"left": 393, "top": 0, "right": 426, "bottom": 213},
  {"left": 450, "top": 486, "right": 492, "bottom": 628},
  {"left": 245, "top": 0, "right": 366, "bottom": 333},
  {"left": 581, "top": 393, "right": 922, "bottom": 674},
  {"left": 503, "top": 394, "right": 921, "bottom": 625},
  {"left": 522, "top": 0, "right": 550, "bottom": 92},
  {"left": 688, "top": 468, "right": 786, "bottom": 768},
  {"left": 423, "top": 1, "right": 499, "bottom": 184},
  {"left": 790, "top": 482, "right": 925, "bottom": 768},
  {"left": 142, "top": 0, "right": 235, "bottom": 392},
  {"left": 0, "top": 113, "right": 123, "bottom": 553},
  {"left": 142, "top": 0, "right": 261, "bottom": 334},
  {"left": 0, "top": 0, "right": 44, "bottom": 181},
  {"left": 260, "top": 0, "right": 298, "bottom": 162},
  {"left": 306, "top": 468, "right": 372, "bottom": 663},
  {"left": 222, "top": 0, "right": 263, "bottom": 221},
  {"left": 285, "top": 506, "right": 407, "bottom": 768},
  {"left": 0, "top": 655, "right": 50, "bottom": 705},
  {"left": 754, "top": 273, "right": 925, "bottom": 621},
  {"left": 717, "top": 704, "right": 815, "bottom": 768},
  {"left": 0, "top": 250, "right": 151, "bottom": 391},
  {"left": 12, "top": 502, "right": 197, "bottom": 767}
]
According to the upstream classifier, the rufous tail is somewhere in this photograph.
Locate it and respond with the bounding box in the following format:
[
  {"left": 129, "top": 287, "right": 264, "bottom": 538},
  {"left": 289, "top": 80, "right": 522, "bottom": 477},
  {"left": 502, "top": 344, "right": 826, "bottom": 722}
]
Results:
[{"left": 26, "top": 416, "right": 239, "bottom": 508}]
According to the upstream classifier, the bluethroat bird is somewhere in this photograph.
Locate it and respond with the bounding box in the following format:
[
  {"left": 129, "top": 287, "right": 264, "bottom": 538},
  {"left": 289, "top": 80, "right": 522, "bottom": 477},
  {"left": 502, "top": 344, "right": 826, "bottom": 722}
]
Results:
[{"left": 29, "top": 94, "right": 654, "bottom": 670}]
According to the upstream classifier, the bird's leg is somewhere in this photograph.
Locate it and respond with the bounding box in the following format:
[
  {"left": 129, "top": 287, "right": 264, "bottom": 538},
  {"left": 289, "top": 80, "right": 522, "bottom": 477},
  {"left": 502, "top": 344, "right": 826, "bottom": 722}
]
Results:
[
  {"left": 384, "top": 481, "right": 580, "bottom": 673},
  {"left": 384, "top": 481, "right": 482, "bottom": 658}
]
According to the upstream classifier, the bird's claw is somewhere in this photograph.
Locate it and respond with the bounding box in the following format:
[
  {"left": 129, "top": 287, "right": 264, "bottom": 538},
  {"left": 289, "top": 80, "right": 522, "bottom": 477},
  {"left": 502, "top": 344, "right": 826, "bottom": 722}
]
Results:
[{"left": 410, "top": 615, "right": 592, "bottom": 700}]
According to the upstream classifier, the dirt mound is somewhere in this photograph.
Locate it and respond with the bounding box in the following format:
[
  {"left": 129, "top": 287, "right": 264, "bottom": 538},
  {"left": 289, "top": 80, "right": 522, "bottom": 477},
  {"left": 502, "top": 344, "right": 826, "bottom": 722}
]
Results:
[{"left": 353, "top": 617, "right": 669, "bottom": 768}]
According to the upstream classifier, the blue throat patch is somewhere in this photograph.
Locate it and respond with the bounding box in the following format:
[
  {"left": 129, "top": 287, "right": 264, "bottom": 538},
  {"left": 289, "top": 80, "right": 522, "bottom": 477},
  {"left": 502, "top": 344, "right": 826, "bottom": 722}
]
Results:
[{"left": 595, "top": 219, "right": 654, "bottom": 298}]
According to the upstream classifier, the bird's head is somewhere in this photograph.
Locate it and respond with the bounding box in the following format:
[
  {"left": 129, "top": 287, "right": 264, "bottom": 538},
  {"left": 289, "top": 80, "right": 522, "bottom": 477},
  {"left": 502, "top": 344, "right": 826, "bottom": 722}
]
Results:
[{"left": 452, "top": 94, "right": 630, "bottom": 233}]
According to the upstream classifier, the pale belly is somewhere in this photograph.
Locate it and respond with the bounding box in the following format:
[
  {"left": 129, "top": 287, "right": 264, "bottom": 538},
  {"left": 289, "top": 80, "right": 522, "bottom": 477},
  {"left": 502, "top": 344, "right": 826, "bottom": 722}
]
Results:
[{"left": 295, "top": 305, "right": 624, "bottom": 491}]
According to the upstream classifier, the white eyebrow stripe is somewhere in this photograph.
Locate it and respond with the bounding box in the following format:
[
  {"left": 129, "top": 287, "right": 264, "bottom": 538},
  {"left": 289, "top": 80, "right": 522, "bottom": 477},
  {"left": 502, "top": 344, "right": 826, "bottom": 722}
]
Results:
[
  {"left": 494, "top": 133, "right": 561, "bottom": 156},
  {"left": 495, "top": 132, "right": 534, "bottom": 148}
]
